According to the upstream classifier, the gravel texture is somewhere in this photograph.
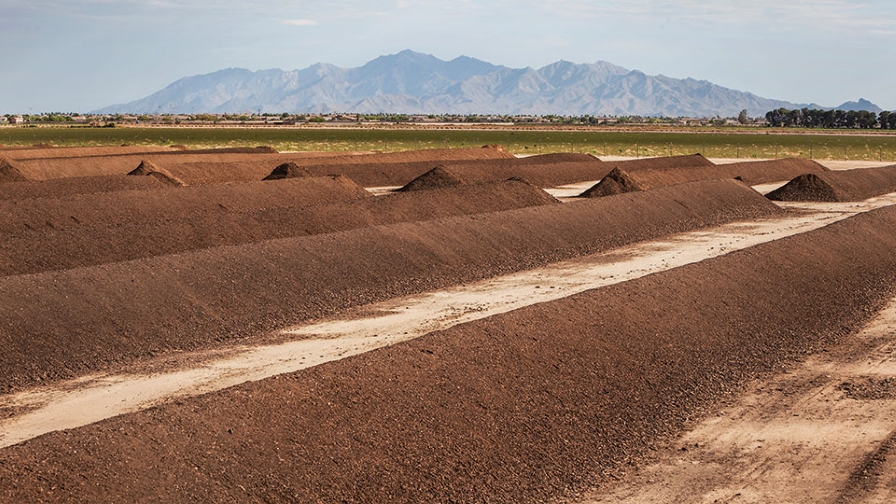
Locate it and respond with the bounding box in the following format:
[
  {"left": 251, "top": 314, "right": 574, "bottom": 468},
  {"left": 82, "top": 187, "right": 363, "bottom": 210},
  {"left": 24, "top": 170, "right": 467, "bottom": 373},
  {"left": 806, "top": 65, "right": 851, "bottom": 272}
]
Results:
[{"left": 2, "top": 205, "right": 895, "bottom": 504}]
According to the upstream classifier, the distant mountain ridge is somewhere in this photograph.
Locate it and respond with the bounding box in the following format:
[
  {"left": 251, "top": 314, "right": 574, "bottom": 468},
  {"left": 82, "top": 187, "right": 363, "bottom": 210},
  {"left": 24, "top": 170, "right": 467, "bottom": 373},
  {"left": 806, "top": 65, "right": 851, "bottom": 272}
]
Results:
[{"left": 95, "top": 50, "right": 881, "bottom": 118}]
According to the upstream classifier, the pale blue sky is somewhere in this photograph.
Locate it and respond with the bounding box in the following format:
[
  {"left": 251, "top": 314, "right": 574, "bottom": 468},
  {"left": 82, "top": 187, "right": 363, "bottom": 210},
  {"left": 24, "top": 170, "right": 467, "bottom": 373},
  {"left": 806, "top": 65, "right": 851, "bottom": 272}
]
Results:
[{"left": 2, "top": 0, "right": 894, "bottom": 113}]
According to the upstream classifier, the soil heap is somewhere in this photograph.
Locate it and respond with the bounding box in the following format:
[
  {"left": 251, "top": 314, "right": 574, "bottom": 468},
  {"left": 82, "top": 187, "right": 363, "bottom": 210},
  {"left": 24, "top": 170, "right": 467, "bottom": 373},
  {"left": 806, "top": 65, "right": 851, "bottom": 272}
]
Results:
[
  {"left": 767, "top": 165, "right": 896, "bottom": 202},
  {"left": 127, "top": 160, "right": 186, "bottom": 186},
  {"left": 579, "top": 167, "right": 643, "bottom": 197},
  {"left": 399, "top": 165, "right": 467, "bottom": 191},
  {"left": 263, "top": 162, "right": 313, "bottom": 180},
  {"left": 0, "top": 157, "right": 27, "bottom": 183}
]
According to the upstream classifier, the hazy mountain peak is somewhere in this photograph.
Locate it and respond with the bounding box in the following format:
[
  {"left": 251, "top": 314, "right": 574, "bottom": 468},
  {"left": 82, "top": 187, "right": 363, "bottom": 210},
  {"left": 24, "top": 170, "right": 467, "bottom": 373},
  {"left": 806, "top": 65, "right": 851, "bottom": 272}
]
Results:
[
  {"left": 835, "top": 98, "right": 881, "bottom": 113},
  {"left": 94, "top": 51, "right": 881, "bottom": 117}
]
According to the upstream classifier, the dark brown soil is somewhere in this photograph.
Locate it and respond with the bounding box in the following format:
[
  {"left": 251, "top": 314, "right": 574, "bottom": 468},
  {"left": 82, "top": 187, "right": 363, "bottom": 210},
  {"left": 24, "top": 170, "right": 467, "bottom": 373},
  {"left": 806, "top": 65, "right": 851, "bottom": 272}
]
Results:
[
  {"left": 612, "top": 158, "right": 829, "bottom": 190},
  {"left": 0, "top": 179, "right": 780, "bottom": 392},
  {"left": 766, "top": 173, "right": 840, "bottom": 201},
  {"left": 262, "top": 162, "right": 313, "bottom": 180},
  {"left": 767, "top": 165, "right": 896, "bottom": 202},
  {"left": 296, "top": 154, "right": 605, "bottom": 188},
  {"left": 0, "top": 145, "right": 172, "bottom": 160},
  {"left": 0, "top": 175, "right": 170, "bottom": 201},
  {"left": 399, "top": 164, "right": 467, "bottom": 191},
  {"left": 7, "top": 147, "right": 515, "bottom": 183},
  {"left": 126, "top": 160, "right": 186, "bottom": 186},
  {"left": 2, "top": 145, "right": 605, "bottom": 187},
  {"left": 0, "top": 176, "right": 372, "bottom": 234},
  {"left": 515, "top": 152, "right": 599, "bottom": 164},
  {"left": 838, "top": 377, "right": 896, "bottom": 400},
  {"left": 579, "top": 167, "right": 643, "bottom": 197},
  {"left": 0, "top": 158, "right": 27, "bottom": 183},
  {"left": 2, "top": 205, "right": 894, "bottom": 504},
  {"left": 717, "top": 158, "right": 830, "bottom": 182},
  {"left": 610, "top": 153, "right": 715, "bottom": 171},
  {"left": 0, "top": 179, "right": 559, "bottom": 277}
]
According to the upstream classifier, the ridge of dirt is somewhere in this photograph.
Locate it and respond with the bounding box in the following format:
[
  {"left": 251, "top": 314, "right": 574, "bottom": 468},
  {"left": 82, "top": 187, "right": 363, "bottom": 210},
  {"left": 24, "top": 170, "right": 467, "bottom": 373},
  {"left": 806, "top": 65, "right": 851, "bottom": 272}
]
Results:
[
  {"left": 0, "top": 175, "right": 169, "bottom": 201},
  {"left": 0, "top": 203, "right": 855, "bottom": 450},
  {"left": 8, "top": 146, "right": 513, "bottom": 182},
  {"left": 0, "top": 175, "right": 372, "bottom": 234},
  {"left": 0, "top": 179, "right": 780, "bottom": 392},
  {"left": 0, "top": 145, "right": 172, "bottom": 160},
  {"left": 2, "top": 204, "right": 895, "bottom": 504},
  {"left": 0, "top": 178, "right": 560, "bottom": 277},
  {"left": 297, "top": 155, "right": 607, "bottom": 187},
  {"left": 609, "top": 153, "right": 714, "bottom": 171},
  {"left": 767, "top": 165, "right": 896, "bottom": 202},
  {"left": 515, "top": 152, "right": 600, "bottom": 164},
  {"left": 720, "top": 157, "right": 830, "bottom": 175},
  {"left": 615, "top": 157, "right": 829, "bottom": 190}
]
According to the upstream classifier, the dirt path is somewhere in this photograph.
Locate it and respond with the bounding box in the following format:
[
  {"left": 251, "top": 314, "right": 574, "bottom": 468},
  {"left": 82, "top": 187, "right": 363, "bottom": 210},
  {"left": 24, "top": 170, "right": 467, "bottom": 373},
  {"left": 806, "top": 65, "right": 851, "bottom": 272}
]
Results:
[
  {"left": 578, "top": 295, "right": 896, "bottom": 504},
  {"left": 544, "top": 180, "right": 601, "bottom": 198},
  {"left": 1, "top": 195, "right": 895, "bottom": 450}
]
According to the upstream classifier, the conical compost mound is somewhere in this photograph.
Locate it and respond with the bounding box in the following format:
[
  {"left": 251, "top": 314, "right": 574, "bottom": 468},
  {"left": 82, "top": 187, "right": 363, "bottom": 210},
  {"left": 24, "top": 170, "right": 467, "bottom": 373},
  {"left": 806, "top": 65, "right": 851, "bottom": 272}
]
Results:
[
  {"left": 579, "top": 167, "right": 643, "bottom": 197},
  {"left": 263, "top": 162, "right": 313, "bottom": 180},
  {"left": 127, "top": 160, "right": 186, "bottom": 186},
  {"left": 399, "top": 165, "right": 467, "bottom": 191},
  {"left": 766, "top": 173, "right": 840, "bottom": 202},
  {"left": 0, "top": 157, "right": 28, "bottom": 183}
]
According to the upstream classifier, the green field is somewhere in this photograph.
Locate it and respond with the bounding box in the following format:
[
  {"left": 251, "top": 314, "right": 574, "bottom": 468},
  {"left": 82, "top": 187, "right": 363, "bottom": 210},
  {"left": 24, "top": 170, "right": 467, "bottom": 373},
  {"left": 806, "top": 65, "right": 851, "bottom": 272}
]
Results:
[{"left": 2, "top": 126, "right": 895, "bottom": 161}]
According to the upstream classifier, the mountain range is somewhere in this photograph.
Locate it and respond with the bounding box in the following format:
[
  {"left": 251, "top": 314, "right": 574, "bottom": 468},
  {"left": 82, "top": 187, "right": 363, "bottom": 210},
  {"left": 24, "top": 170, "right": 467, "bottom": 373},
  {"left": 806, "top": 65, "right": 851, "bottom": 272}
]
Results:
[{"left": 95, "top": 50, "right": 881, "bottom": 118}]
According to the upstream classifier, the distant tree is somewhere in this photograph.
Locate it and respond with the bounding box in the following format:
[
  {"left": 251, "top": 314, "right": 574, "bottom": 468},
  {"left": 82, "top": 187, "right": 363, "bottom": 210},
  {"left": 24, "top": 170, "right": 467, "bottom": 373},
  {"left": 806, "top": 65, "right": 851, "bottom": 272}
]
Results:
[
  {"left": 880, "top": 111, "right": 895, "bottom": 129},
  {"left": 737, "top": 109, "right": 748, "bottom": 125}
]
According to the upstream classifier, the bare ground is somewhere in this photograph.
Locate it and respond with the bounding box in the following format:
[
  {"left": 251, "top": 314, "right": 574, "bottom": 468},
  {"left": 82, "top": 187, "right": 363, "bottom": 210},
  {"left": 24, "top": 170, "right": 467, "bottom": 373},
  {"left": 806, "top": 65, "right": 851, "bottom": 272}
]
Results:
[
  {"left": 2, "top": 150, "right": 896, "bottom": 502},
  {"left": 579, "top": 297, "right": 896, "bottom": 504},
  {"left": 0, "top": 202, "right": 868, "bottom": 448}
]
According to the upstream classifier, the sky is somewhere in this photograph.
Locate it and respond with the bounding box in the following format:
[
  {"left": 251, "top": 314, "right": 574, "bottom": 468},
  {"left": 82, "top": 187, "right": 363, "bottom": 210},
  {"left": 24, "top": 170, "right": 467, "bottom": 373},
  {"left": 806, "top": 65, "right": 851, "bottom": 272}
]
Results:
[{"left": 1, "top": 0, "right": 895, "bottom": 114}]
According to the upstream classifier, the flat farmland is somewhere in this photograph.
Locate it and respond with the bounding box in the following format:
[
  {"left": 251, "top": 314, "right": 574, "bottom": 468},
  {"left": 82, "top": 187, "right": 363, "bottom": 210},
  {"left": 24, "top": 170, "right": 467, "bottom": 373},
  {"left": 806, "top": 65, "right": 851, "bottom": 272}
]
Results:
[
  {"left": 2, "top": 124, "right": 896, "bottom": 161},
  {"left": 2, "top": 142, "right": 896, "bottom": 503}
]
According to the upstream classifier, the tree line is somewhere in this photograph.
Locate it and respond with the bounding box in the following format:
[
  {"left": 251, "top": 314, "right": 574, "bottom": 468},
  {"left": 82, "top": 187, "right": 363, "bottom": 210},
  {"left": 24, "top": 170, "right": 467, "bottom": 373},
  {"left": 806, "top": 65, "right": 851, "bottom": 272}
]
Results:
[{"left": 765, "top": 108, "right": 896, "bottom": 129}]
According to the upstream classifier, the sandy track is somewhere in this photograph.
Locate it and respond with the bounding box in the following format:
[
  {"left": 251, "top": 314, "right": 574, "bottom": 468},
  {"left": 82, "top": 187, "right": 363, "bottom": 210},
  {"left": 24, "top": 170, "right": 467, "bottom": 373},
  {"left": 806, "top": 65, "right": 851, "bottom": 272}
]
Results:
[
  {"left": 579, "top": 296, "right": 896, "bottom": 504},
  {"left": 2, "top": 194, "right": 896, "bottom": 449}
]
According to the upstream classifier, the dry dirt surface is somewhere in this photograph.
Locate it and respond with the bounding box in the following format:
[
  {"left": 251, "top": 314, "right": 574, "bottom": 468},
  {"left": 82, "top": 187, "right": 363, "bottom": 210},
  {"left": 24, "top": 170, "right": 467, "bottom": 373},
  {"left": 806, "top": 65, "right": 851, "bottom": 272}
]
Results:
[
  {"left": 5, "top": 145, "right": 515, "bottom": 182},
  {"left": 767, "top": 164, "right": 896, "bottom": 202},
  {"left": 597, "top": 158, "right": 829, "bottom": 191},
  {"left": 1, "top": 147, "right": 896, "bottom": 503},
  {"left": 0, "top": 178, "right": 781, "bottom": 392},
  {"left": 580, "top": 297, "right": 896, "bottom": 504},
  {"left": 0, "top": 178, "right": 559, "bottom": 276},
  {"left": 0, "top": 174, "right": 170, "bottom": 200},
  {"left": 2, "top": 202, "right": 896, "bottom": 503}
]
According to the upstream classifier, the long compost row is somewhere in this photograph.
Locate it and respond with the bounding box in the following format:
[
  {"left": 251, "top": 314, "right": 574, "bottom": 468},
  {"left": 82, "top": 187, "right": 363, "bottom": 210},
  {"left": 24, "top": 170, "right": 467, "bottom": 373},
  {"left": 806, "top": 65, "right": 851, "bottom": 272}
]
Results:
[
  {"left": 0, "top": 177, "right": 779, "bottom": 392},
  {"left": 1, "top": 145, "right": 893, "bottom": 503}
]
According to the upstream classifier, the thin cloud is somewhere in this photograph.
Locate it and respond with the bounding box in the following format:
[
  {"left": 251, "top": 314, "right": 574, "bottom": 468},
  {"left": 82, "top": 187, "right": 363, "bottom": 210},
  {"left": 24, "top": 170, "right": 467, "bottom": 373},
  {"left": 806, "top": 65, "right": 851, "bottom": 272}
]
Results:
[
  {"left": 513, "top": 0, "right": 895, "bottom": 33},
  {"left": 284, "top": 19, "right": 320, "bottom": 26}
]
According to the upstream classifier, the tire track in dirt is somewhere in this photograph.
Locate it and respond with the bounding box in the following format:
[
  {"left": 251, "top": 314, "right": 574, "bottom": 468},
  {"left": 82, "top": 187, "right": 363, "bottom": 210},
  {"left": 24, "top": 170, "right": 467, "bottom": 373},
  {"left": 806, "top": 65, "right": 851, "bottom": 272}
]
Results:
[{"left": 579, "top": 283, "right": 896, "bottom": 504}]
